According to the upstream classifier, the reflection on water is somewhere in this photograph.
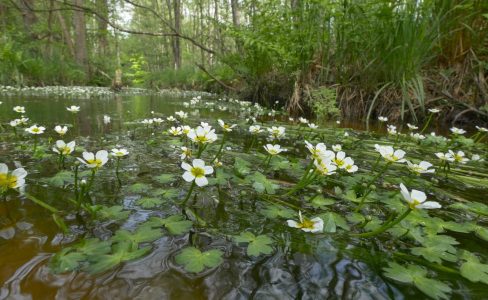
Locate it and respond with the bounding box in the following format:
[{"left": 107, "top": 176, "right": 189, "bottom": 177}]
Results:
[{"left": 0, "top": 94, "right": 485, "bottom": 299}]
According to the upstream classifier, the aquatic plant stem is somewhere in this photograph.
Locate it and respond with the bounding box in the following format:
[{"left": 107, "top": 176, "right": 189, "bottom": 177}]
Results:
[
  {"left": 353, "top": 208, "right": 412, "bottom": 238},
  {"left": 196, "top": 143, "right": 207, "bottom": 158},
  {"left": 420, "top": 113, "right": 433, "bottom": 134},
  {"left": 115, "top": 157, "right": 122, "bottom": 186},
  {"left": 356, "top": 162, "right": 391, "bottom": 211},
  {"left": 33, "top": 136, "right": 38, "bottom": 153},
  {"left": 212, "top": 133, "right": 226, "bottom": 163},
  {"left": 182, "top": 181, "right": 196, "bottom": 206}
]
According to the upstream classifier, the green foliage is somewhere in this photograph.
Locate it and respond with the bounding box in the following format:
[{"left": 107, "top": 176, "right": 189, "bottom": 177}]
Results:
[
  {"left": 247, "top": 172, "right": 279, "bottom": 194},
  {"left": 307, "top": 87, "right": 340, "bottom": 121},
  {"left": 175, "top": 247, "right": 223, "bottom": 273},
  {"left": 383, "top": 262, "right": 452, "bottom": 299},
  {"left": 145, "top": 215, "right": 192, "bottom": 235},
  {"left": 234, "top": 232, "right": 274, "bottom": 257}
]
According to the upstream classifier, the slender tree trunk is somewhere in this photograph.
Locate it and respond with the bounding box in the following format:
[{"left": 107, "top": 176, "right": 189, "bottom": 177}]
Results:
[
  {"left": 198, "top": 0, "right": 205, "bottom": 66},
  {"left": 18, "top": 0, "right": 38, "bottom": 39},
  {"left": 173, "top": 0, "right": 181, "bottom": 69},
  {"left": 73, "top": 0, "right": 89, "bottom": 78},
  {"left": 96, "top": 0, "right": 109, "bottom": 55},
  {"left": 54, "top": 3, "right": 75, "bottom": 57},
  {"left": 230, "top": 0, "right": 242, "bottom": 53}
]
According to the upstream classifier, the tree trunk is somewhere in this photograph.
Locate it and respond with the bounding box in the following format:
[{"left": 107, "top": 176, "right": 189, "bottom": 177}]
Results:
[
  {"left": 73, "top": 0, "right": 89, "bottom": 78},
  {"left": 96, "top": 0, "right": 109, "bottom": 55},
  {"left": 54, "top": 3, "right": 75, "bottom": 57},
  {"left": 18, "top": 0, "right": 38, "bottom": 39},
  {"left": 173, "top": 0, "right": 181, "bottom": 69},
  {"left": 230, "top": 0, "right": 242, "bottom": 53}
]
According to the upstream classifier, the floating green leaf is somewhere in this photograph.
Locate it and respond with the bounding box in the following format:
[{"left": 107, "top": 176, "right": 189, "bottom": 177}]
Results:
[
  {"left": 319, "top": 212, "right": 350, "bottom": 233},
  {"left": 86, "top": 242, "right": 151, "bottom": 274},
  {"left": 145, "top": 215, "right": 192, "bottom": 235},
  {"left": 136, "top": 197, "right": 164, "bottom": 209},
  {"left": 94, "top": 205, "right": 130, "bottom": 221},
  {"left": 175, "top": 247, "right": 223, "bottom": 273},
  {"left": 234, "top": 232, "right": 274, "bottom": 257},
  {"left": 260, "top": 204, "right": 294, "bottom": 219},
  {"left": 154, "top": 174, "right": 176, "bottom": 184},
  {"left": 383, "top": 262, "right": 451, "bottom": 300},
  {"left": 248, "top": 171, "right": 279, "bottom": 194},
  {"left": 459, "top": 251, "right": 488, "bottom": 285},
  {"left": 50, "top": 248, "right": 85, "bottom": 273}
]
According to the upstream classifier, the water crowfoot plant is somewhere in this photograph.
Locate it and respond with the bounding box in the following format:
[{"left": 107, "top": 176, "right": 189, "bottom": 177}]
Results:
[{"left": 181, "top": 159, "right": 213, "bottom": 205}]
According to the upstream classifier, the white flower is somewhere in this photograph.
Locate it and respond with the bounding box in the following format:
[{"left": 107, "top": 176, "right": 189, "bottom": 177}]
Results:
[
  {"left": 181, "top": 159, "right": 213, "bottom": 187},
  {"left": 67, "top": 105, "right": 80, "bottom": 113},
  {"left": 53, "top": 140, "right": 76, "bottom": 156},
  {"left": 299, "top": 117, "right": 309, "bottom": 124},
  {"left": 18, "top": 117, "right": 28, "bottom": 125},
  {"left": 475, "top": 126, "right": 488, "bottom": 133},
  {"left": 448, "top": 150, "right": 469, "bottom": 164},
  {"left": 141, "top": 118, "right": 154, "bottom": 125},
  {"left": 435, "top": 152, "right": 454, "bottom": 162},
  {"left": 375, "top": 145, "right": 406, "bottom": 163},
  {"left": 304, "top": 141, "right": 333, "bottom": 161},
  {"left": 54, "top": 125, "right": 68, "bottom": 135},
  {"left": 314, "top": 159, "right": 337, "bottom": 176},
  {"left": 0, "top": 163, "right": 27, "bottom": 190},
  {"left": 9, "top": 119, "right": 20, "bottom": 127},
  {"left": 103, "top": 115, "right": 111, "bottom": 124},
  {"left": 167, "top": 116, "right": 176, "bottom": 122},
  {"left": 344, "top": 132, "right": 349, "bottom": 137},
  {"left": 378, "top": 116, "right": 388, "bottom": 122},
  {"left": 25, "top": 125, "right": 45, "bottom": 135},
  {"left": 336, "top": 120, "right": 341, "bottom": 124},
  {"left": 308, "top": 123, "right": 318, "bottom": 129},
  {"left": 264, "top": 144, "right": 285, "bottom": 155},
  {"left": 180, "top": 146, "right": 192, "bottom": 159},
  {"left": 343, "top": 157, "right": 358, "bottom": 173},
  {"left": 287, "top": 211, "right": 323, "bottom": 233},
  {"left": 267, "top": 126, "right": 286, "bottom": 140},
  {"left": 399, "top": 183, "right": 441, "bottom": 209},
  {"left": 406, "top": 161, "right": 435, "bottom": 175},
  {"left": 218, "top": 119, "right": 237, "bottom": 132},
  {"left": 152, "top": 118, "right": 164, "bottom": 124},
  {"left": 249, "top": 125, "right": 263, "bottom": 134},
  {"left": 332, "top": 144, "right": 342, "bottom": 152},
  {"left": 407, "top": 123, "right": 418, "bottom": 130},
  {"left": 387, "top": 125, "right": 397, "bottom": 135},
  {"left": 471, "top": 154, "right": 482, "bottom": 161},
  {"left": 169, "top": 126, "right": 183, "bottom": 136},
  {"left": 181, "top": 125, "right": 192, "bottom": 135},
  {"left": 428, "top": 108, "right": 440, "bottom": 113},
  {"left": 410, "top": 133, "right": 425, "bottom": 140},
  {"left": 111, "top": 148, "right": 129, "bottom": 157},
  {"left": 187, "top": 126, "right": 218, "bottom": 143},
  {"left": 77, "top": 150, "right": 109, "bottom": 169},
  {"left": 450, "top": 127, "right": 466, "bottom": 135},
  {"left": 13, "top": 106, "right": 25, "bottom": 113},
  {"left": 175, "top": 111, "right": 188, "bottom": 119},
  {"left": 288, "top": 117, "right": 294, "bottom": 122}
]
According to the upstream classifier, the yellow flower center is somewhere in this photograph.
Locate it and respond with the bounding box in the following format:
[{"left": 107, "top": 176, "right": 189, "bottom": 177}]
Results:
[
  {"left": 335, "top": 159, "right": 344, "bottom": 167},
  {"left": 87, "top": 159, "right": 103, "bottom": 168},
  {"left": 195, "top": 135, "right": 208, "bottom": 143},
  {"left": 409, "top": 199, "right": 421, "bottom": 209},
  {"left": 191, "top": 167, "right": 205, "bottom": 178},
  {"left": 0, "top": 174, "right": 17, "bottom": 189},
  {"left": 298, "top": 219, "right": 315, "bottom": 230}
]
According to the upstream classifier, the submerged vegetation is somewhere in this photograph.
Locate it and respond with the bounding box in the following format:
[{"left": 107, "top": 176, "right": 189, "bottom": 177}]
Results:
[
  {"left": 1, "top": 0, "right": 487, "bottom": 123},
  {"left": 1, "top": 93, "right": 488, "bottom": 298}
]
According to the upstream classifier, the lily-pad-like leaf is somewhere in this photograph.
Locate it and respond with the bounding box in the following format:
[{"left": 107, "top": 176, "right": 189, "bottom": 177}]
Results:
[
  {"left": 50, "top": 248, "right": 85, "bottom": 273},
  {"left": 44, "top": 170, "right": 74, "bottom": 187},
  {"left": 128, "top": 182, "right": 151, "bottom": 194},
  {"left": 145, "top": 215, "right": 192, "bottom": 235},
  {"left": 94, "top": 205, "right": 130, "bottom": 221},
  {"left": 260, "top": 204, "right": 295, "bottom": 219},
  {"left": 136, "top": 197, "right": 164, "bottom": 209},
  {"left": 248, "top": 172, "right": 279, "bottom": 194},
  {"left": 310, "top": 195, "right": 335, "bottom": 208},
  {"left": 319, "top": 212, "right": 350, "bottom": 233},
  {"left": 112, "top": 227, "right": 163, "bottom": 248},
  {"left": 209, "top": 169, "right": 231, "bottom": 186},
  {"left": 383, "top": 262, "right": 451, "bottom": 300},
  {"left": 154, "top": 174, "right": 176, "bottom": 184},
  {"left": 86, "top": 242, "right": 150, "bottom": 274},
  {"left": 175, "top": 247, "right": 223, "bottom": 273},
  {"left": 76, "top": 238, "right": 111, "bottom": 256},
  {"left": 234, "top": 232, "right": 274, "bottom": 257},
  {"left": 234, "top": 157, "right": 251, "bottom": 177},
  {"left": 459, "top": 251, "right": 488, "bottom": 285}
]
